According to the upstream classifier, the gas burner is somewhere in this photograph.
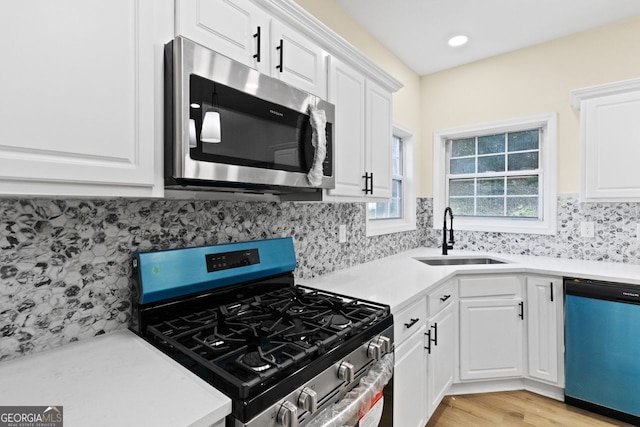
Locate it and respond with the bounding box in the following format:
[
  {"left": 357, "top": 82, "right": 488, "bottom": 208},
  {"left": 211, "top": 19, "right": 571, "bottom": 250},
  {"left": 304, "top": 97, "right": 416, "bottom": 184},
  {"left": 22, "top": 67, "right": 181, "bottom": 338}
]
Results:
[
  {"left": 287, "top": 305, "right": 306, "bottom": 315},
  {"left": 202, "top": 334, "right": 227, "bottom": 350},
  {"left": 240, "top": 351, "right": 276, "bottom": 372},
  {"left": 321, "top": 314, "right": 352, "bottom": 330}
]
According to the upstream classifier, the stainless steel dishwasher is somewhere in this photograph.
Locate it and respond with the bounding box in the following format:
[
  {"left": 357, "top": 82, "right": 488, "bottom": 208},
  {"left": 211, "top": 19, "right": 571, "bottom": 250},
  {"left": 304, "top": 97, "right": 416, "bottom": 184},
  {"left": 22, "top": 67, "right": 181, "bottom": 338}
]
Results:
[{"left": 565, "top": 277, "right": 640, "bottom": 425}]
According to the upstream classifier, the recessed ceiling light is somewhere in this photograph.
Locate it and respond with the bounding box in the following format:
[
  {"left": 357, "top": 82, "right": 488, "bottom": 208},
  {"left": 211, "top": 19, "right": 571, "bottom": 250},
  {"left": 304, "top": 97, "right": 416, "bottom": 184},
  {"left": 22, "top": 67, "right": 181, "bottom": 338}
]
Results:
[{"left": 448, "top": 35, "right": 469, "bottom": 47}]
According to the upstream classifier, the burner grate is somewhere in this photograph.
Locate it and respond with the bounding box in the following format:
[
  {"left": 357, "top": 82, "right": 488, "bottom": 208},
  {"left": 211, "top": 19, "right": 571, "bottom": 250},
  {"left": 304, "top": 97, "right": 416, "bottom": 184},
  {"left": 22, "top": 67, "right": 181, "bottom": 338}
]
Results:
[{"left": 145, "top": 284, "right": 390, "bottom": 400}]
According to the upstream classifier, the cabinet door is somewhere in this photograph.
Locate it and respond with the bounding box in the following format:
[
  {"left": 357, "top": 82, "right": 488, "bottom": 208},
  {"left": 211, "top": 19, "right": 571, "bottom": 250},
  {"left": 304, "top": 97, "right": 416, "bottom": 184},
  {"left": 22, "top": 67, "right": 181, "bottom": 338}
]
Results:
[
  {"left": 0, "top": 0, "right": 167, "bottom": 197},
  {"left": 393, "top": 325, "right": 427, "bottom": 427},
  {"left": 427, "top": 304, "right": 454, "bottom": 417},
  {"left": 580, "top": 88, "right": 640, "bottom": 201},
  {"left": 459, "top": 298, "right": 524, "bottom": 380},
  {"left": 366, "top": 79, "right": 393, "bottom": 199},
  {"left": 270, "top": 20, "right": 326, "bottom": 98},
  {"left": 327, "top": 57, "right": 366, "bottom": 198},
  {"left": 175, "top": 0, "right": 270, "bottom": 73},
  {"left": 526, "top": 276, "right": 562, "bottom": 384}
]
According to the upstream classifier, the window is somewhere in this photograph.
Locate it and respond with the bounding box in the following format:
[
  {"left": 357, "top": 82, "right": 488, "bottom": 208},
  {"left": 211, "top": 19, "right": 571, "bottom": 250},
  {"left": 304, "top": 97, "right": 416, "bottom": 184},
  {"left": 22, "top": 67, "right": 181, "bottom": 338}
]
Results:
[
  {"left": 433, "top": 113, "right": 557, "bottom": 235},
  {"left": 368, "top": 135, "right": 403, "bottom": 219},
  {"left": 366, "top": 123, "right": 416, "bottom": 236}
]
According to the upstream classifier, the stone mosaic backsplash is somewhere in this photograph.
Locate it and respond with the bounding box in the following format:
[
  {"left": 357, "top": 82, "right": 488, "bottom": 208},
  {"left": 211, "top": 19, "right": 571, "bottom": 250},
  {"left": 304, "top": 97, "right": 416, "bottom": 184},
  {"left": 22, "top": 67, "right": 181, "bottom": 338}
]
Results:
[
  {"left": 1, "top": 193, "right": 639, "bottom": 362},
  {"left": 425, "top": 194, "right": 640, "bottom": 264},
  {"left": 0, "top": 198, "right": 428, "bottom": 362}
]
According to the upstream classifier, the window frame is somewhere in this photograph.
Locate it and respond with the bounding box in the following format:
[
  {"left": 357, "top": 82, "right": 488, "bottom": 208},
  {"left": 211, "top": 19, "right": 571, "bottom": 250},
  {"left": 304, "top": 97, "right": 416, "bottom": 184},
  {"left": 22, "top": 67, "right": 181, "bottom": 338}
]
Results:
[
  {"left": 433, "top": 113, "right": 557, "bottom": 235},
  {"left": 366, "top": 123, "right": 416, "bottom": 236}
]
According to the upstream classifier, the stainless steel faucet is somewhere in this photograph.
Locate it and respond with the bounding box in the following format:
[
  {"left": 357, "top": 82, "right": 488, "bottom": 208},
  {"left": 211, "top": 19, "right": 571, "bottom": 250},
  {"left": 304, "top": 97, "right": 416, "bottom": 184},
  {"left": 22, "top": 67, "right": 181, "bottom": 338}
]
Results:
[{"left": 442, "top": 207, "right": 455, "bottom": 255}]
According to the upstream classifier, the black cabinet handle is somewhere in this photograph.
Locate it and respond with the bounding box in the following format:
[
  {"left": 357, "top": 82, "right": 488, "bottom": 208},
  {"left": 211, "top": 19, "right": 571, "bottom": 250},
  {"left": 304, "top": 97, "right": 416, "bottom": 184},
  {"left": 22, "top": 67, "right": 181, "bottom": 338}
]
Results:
[
  {"left": 253, "top": 27, "right": 261, "bottom": 62},
  {"left": 518, "top": 301, "right": 524, "bottom": 319},
  {"left": 404, "top": 317, "right": 419, "bottom": 329},
  {"left": 276, "top": 39, "right": 284, "bottom": 72},
  {"left": 362, "top": 172, "right": 373, "bottom": 195},
  {"left": 431, "top": 322, "right": 438, "bottom": 346},
  {"left": 550, "top": 282, "right": 554, "bottom": 302},
  {"left": 424, "top": 330, "right": 431, "bottom": 354},
  {"left": 440, "top": 294, "right": 451, "bottom": 302}
]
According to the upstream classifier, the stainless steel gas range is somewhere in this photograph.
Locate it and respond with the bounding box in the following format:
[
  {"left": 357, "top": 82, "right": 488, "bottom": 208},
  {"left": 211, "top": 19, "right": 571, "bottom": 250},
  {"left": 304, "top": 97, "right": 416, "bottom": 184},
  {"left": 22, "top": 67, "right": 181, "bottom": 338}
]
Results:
[{"left": 131, "top": 237, "right": 393, "bottom": 427}]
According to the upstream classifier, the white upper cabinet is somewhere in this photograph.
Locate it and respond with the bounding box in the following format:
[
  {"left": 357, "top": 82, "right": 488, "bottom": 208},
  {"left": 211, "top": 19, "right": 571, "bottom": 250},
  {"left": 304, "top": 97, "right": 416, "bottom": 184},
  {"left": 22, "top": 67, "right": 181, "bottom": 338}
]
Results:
[
  {"left": 571, "top": 78, "right": 640, "bottom": 201},
  {"left": 327, "top": 57, "right": 366, "bottom": 197},
  {"left": 0, "top": 0, "right": 170, "bottom": 197},
  {"left": 176, "top": 0, "right": 326, "bottom": 97},
  {"left": 175, "top": 0, "right": 270, "bottom": 73},
  {"left": 327, "top": 57, "right": 393, "bottom": 200},
  {"left": 366, "top": 79, "right": 393, "bottom": 199},
  {"left": 270, "top": 20, "right": 326, "bottom": 98}
]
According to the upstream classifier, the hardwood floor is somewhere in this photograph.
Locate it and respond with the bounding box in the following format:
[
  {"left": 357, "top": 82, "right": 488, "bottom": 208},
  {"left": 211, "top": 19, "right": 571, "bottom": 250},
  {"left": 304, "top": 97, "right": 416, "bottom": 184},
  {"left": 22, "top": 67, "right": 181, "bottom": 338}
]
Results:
[{"left": 425, "top": 391, "right": 635, "bottom": 426}]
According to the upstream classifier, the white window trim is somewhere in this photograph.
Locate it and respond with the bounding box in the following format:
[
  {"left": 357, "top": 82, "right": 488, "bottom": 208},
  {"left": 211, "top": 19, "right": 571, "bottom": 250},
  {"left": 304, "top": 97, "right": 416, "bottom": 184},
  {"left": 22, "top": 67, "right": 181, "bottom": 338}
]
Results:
[
  {"left": 366, "top": 123, "right": 416, "bottom": 237},
  {"left": 433, "top": 113, "right": 557, "bottom": 235}
]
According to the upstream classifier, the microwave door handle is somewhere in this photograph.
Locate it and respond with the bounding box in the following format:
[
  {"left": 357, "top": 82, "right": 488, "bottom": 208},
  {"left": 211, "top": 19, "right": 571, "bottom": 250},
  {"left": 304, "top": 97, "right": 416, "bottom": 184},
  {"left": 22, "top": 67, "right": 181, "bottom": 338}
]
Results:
[{"left": 276, "top": 39, "right": 283, "bottom": 72}]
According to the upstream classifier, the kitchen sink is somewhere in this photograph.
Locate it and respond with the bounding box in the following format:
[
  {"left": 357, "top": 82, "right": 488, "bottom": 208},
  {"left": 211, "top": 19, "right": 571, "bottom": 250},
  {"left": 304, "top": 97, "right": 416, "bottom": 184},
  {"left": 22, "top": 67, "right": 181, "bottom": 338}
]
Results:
[{"left": 415, "top": 257, "right": 507, "bottom": 266}]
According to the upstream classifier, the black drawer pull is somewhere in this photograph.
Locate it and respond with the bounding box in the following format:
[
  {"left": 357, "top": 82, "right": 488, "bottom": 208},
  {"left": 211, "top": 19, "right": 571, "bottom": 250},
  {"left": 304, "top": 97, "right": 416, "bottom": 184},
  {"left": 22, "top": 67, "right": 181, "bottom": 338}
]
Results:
[
  {"left": 424, "top": 330, "right": 431, "bottom": 354},
  {"left": 440, "top": 294, "right": 451, "bottom": 302},
  {"left": 404, "top": 318, "right": 419, "bottom": 329},
  {"left": 253, "top": 26, "right": 261, "bottom": 62},
  {"left": 519, "top": 301, "right": 524, "bottom": 319},
  {"left": 276, "top": 39, "right": 284, "bottom": 72},
  {"left": 431, "top": 322, "right": 438, "bottom": 346}
]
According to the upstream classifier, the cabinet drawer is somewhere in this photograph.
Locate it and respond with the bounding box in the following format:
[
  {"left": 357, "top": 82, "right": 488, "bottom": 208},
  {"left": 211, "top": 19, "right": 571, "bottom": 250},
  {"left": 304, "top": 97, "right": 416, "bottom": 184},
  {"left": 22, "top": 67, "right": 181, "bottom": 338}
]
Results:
[
  {"left": 427, "top": 281, "right": 454, "bottom": 316},
  {"left": 393, "top": 298, "right": 427, "bottom": 345},
  {"left": 459, "top": 275, "right": 521, "bottom": 298}
]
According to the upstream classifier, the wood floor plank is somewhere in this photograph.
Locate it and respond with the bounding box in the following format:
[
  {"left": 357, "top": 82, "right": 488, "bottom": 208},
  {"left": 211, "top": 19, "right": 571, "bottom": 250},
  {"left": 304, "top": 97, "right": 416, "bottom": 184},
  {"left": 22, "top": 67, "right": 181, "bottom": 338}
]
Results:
[{"left": 425, "top": 391, "right": 635, "bottom": 426}]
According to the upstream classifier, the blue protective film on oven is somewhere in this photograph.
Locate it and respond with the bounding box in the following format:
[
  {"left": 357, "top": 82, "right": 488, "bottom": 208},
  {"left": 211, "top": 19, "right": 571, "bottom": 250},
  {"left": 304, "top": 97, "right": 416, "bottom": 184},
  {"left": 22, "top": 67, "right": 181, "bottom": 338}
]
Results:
[{"left": 135, "top": 237, "right": 297, "bottom": 304}]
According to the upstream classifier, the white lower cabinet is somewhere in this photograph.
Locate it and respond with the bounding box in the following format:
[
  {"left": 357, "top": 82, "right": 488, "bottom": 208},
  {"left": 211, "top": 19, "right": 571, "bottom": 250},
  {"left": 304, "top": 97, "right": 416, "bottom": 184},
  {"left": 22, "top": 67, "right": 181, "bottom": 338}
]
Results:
[
  {"left": 393, "top": 298, "right": 427, "bottom": 427},
  {"left": 458, "top": 275, "right": 524, "bottom": 381},
  {"left": 394, "top": 273, "right": 566, "bottom": 425},
  {"left": 526, "top": 275, "right": 564, "bottom": 386},
  {"left": 426, "top": 303, "right": 454, "bottom": 417},
  {"left": 393, "top": 324, "right": 427, "bottom": 427}
]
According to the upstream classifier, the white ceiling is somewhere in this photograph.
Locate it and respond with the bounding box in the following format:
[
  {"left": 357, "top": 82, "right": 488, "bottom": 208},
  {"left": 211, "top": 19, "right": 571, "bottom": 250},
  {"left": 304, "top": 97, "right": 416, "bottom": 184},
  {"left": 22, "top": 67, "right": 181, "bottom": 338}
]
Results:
[{"left": 334, "top": 0, "right": 640, "bottom": 76}]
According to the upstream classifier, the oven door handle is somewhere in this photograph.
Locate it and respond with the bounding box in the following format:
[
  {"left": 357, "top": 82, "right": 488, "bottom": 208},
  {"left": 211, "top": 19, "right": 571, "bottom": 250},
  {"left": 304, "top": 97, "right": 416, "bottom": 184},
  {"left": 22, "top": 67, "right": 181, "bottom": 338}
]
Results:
[{"left": 305, "top": 353, "right": 394, "bottom": 427}]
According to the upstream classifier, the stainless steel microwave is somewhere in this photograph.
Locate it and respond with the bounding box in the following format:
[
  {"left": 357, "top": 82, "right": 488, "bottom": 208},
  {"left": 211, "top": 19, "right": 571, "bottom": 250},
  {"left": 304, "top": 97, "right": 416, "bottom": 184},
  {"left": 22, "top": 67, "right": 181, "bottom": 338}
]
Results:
[{"left": 164, "top": 36, "right": 335, "bottom": 196}]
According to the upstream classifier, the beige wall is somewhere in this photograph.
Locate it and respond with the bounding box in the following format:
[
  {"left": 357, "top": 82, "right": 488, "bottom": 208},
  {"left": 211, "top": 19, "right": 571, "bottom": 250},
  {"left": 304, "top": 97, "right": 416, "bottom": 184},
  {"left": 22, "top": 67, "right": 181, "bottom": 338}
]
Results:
[
  {"left": 293, "top": 0, "right": 422, "bottom": 146},
  {"left": 293, "top": 3, "right": 640, "bottom": 198},
  {"left": 420, "top": 17, "right": 640, "bottom": 197}
]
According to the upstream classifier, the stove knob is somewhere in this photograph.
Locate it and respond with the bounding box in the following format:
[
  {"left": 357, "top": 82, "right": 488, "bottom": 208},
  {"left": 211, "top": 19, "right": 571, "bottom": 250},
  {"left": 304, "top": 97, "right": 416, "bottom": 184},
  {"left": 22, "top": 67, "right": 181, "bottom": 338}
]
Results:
[
  {"left": 337, "top": 361, "right": 355, "bottom": 383},
  {"left": 298, "top": 387, "right": 318, "bottom": 414},
  {"left": 376, "top": 335, "right": 392, "bottom": 354},
  {"left": 367, "top": 342, "right": 382, "bottom": 360},
  {"left": 276, "top": 401, "right": 299, "bottom": 427}
]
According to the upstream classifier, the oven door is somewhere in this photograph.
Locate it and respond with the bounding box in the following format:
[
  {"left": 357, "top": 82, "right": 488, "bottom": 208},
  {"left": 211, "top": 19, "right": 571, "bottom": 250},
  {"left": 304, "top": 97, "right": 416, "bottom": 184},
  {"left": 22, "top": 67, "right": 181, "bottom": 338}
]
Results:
[{"left": 306, "top": 353, "right": 394, "bottom": 427}]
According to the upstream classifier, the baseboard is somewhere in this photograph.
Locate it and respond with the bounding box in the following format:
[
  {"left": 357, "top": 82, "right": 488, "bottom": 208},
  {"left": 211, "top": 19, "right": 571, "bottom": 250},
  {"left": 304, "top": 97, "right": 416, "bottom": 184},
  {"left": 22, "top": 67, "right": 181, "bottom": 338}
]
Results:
[{"left": 447, "top": 378, "right": 564, "bottom": 402}]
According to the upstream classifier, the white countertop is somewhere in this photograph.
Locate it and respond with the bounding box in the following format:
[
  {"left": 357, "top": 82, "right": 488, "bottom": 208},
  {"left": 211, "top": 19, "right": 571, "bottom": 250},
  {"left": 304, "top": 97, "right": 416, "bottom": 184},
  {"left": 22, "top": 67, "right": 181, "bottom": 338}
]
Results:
[
  {"left": 301, "top": 248, "right": 640, "bottom": 312},
  {"left": 4, "top": 248, "right": 639, "bottom": 427},
  {"left": 0, "top": 330, "right": 231, "bottom": 427}
]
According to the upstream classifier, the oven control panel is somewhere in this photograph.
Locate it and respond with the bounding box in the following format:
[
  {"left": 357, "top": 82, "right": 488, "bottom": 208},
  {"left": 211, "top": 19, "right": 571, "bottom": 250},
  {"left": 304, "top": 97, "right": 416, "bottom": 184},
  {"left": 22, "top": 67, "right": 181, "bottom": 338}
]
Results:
[{"left": 205, "top": 248, "right": 260, "bottom": 272}]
